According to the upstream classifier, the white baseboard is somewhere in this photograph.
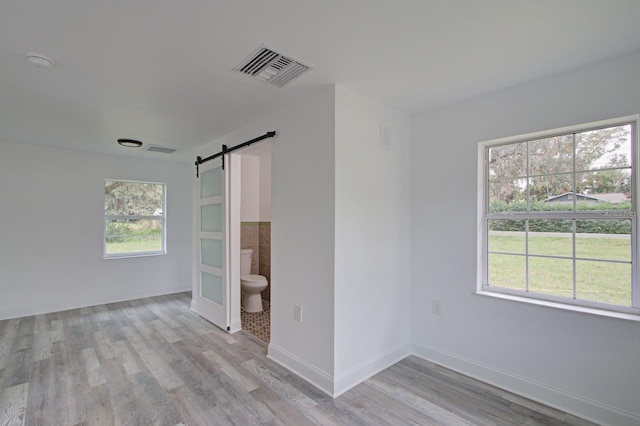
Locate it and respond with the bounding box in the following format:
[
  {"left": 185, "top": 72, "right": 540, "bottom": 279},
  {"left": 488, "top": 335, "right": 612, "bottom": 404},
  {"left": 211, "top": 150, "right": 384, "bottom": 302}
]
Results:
[
  {"left": 267, "top": 341, "right": 411, "bottom": 398},
  {"left": 412, "top": 340, "right": 640, "bottom": 426},
  {"left": 0, "top": 286, "right": 191, "bottom": 321},
  {"left": 267, "top": 343, "right": 334, "bottom": 397},
  {"left": 333, "top": 342, "right": 411, "bottom": 397}
]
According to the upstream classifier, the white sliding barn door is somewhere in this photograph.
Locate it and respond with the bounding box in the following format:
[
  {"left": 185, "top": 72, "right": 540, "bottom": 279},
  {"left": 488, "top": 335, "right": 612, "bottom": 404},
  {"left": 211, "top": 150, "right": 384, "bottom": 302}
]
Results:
[{"left": 192, "top": 157, "right": 230, "bottom": 330}]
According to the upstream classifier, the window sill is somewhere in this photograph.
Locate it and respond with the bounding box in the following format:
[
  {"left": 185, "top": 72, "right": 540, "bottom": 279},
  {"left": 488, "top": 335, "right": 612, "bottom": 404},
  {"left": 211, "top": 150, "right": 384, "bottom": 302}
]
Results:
[
  {"left": 475, "top": 290, "right": 640, "bottom": 322},
  {"left": 103, "top": 251, "right": 166, "bottom": 260}
]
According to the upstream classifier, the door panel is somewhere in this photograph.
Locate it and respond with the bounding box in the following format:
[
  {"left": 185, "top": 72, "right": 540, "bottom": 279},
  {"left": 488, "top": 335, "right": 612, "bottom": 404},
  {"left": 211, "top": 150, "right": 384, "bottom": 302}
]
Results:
[
  {"left": 192, "top": 158, "right": 229, "bottom": 329},
  {"left": 201, "top": 238, "right": 222, "bottom": 268},
  {"left": 201, "top": 271, "right": 223, "bottom": 304}
]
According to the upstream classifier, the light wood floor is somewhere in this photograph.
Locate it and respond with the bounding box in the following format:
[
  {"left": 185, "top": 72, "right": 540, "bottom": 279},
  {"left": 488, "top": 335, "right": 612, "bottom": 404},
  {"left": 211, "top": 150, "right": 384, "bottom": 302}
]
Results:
[{"left": 0, "top": 292, "right": 595, "bottom": 425}]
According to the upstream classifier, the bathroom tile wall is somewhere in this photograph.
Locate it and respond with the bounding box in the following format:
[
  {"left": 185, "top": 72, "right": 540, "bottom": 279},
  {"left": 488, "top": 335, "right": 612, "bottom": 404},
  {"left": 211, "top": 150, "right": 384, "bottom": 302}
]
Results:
[
  {"left": 241, "top": 222, "right": 271, "bottom": 301},
  {"left": 241, "top": 222, "right": 259, "bottom": 273},
  {"left": 257, "top": 222, "right": 271, "bottom": 302}
]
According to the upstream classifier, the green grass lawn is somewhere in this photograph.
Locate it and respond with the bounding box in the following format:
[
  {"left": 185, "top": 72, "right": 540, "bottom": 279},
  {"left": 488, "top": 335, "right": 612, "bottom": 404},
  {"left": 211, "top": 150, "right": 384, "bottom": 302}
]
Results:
[
  {"left": 105, "top": 235, "right": 163, "bottom": 254},
  {"left": 488, "top": 233, "right": 631, "bottom": 306}
]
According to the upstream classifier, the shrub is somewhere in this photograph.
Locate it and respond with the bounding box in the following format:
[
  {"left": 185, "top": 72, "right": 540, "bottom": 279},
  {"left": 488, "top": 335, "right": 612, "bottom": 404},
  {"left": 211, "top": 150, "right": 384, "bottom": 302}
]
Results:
[
  {"left": 488, "top": 201, "right": 631, "bottom": 234},
  {"left": 106, "top": 221, "right": 134, "bottom": 242}
]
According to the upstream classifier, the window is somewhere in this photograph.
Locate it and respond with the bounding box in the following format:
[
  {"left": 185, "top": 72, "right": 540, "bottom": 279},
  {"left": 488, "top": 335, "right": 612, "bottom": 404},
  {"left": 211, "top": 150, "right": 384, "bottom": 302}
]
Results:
[
  {"left": 104, "top": 180, "right": 166, "bottom": 258},
  {"left": 478, "top": 116, "right": 639, "bottom": 317}
]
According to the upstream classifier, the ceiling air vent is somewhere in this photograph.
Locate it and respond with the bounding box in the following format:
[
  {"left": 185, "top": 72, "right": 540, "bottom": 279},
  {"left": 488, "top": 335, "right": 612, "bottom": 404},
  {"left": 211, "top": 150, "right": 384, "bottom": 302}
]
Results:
[
  {"left": 233, "top": 45, "right": 312, "bottom": 87},
  {"left": 144, "top": 145, "right": 177, "bottom": 154}
]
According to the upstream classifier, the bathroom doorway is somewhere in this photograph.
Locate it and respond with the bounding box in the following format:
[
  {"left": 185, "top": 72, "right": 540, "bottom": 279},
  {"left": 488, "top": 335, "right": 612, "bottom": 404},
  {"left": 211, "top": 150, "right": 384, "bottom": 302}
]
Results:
[{"left": 236, "top": 141, "right": 272, "bottom": 343}]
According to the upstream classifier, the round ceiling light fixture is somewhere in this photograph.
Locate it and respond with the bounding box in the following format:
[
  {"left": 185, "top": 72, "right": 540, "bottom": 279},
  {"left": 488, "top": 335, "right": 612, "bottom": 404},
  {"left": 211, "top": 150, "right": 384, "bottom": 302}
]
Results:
[
  {"left": 26, "top": 52, "right": 55, "bottom": 69},
  {"left": 117, "top": 138, "right": 143, "bottom": 148}
]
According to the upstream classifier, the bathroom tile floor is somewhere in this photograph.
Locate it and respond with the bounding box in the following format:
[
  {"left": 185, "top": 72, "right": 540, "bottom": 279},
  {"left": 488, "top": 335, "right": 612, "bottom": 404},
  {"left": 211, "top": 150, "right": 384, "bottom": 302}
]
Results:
[{"left": 241, "top": 299, "right": 270, "bottom": 343}]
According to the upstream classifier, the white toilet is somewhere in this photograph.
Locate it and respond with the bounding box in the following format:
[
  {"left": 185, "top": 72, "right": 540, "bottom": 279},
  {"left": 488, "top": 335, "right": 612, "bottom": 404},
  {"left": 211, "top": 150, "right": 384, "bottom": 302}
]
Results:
[{"left": 240, "top": 248, "right": 268, "bottom": 312}]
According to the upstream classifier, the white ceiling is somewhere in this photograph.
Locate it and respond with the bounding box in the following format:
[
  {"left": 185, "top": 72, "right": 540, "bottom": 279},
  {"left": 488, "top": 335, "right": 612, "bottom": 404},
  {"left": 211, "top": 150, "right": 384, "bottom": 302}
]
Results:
[{"left": 2, "top": 0, "right": 640, "bottom": 162}]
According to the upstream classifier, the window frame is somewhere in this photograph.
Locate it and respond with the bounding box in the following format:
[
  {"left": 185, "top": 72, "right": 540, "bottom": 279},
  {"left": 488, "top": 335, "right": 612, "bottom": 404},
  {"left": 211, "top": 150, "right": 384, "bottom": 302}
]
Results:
[
  {"left": 476, "top": 115, "right": 640, "bottom": 319},
  {"left": 103, "top": 179, "right": 167, "bottom": 259}
]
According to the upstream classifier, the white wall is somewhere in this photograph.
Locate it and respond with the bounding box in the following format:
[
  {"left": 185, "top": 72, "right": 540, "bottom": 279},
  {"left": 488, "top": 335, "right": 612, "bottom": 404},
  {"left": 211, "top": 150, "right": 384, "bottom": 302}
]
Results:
[
  {"left": 240, "top": 155, "right": 260, "bottom": 221},
  {"left": 258, "top": 144, "right": 272, "bottom": 222},
  {"left": 197, "top": 87, "right": 337, "bottom": 392},
  {"left": 411, "top": 50, "right": 640, "bottom": 425},
  {"left": 212, "top": 86, "right": 412, "bottom": 396},
  {"left": 239, "top": 142, "right": 272, "bottom": 222},
  {"left": 0, "top": 141, "right": 192, "bottom": 320},
  {"left": 333, "top": 86, "right": 412, "bottom": 395}
]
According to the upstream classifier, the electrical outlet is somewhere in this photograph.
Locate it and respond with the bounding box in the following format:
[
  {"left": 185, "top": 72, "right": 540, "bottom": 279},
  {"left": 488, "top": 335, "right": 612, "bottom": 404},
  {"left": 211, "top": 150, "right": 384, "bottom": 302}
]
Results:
[
  {"left": 432, "top": 300, "right": 442, "bottom": 316},
  {"left": 294, "top": 305, "right": 303, "bottom": 322}
]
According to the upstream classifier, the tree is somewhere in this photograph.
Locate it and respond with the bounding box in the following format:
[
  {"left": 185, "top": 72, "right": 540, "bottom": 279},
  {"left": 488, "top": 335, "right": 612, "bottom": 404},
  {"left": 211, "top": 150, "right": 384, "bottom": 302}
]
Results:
[
  {"left": 105, "top": 181, "right": 163, "bottom": 216},
  {"left": 489, "top": 124, "right": 631, "bottom": 206}
]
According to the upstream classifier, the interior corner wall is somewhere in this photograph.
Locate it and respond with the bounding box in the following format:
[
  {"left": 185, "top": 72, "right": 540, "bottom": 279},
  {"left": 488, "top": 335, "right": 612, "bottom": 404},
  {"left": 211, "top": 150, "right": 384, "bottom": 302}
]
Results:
[
  {"left": 198, "top": 86, "right": 337, "bottom": 394},
  {"left": 0, "top": 141, "right": 193, "bottom": 320},
  {"left": 410, "top": 50, "right": 640, "bottom": 425},
  {"left": 333, "top": 86, "right": 412, "bottom": 395}
]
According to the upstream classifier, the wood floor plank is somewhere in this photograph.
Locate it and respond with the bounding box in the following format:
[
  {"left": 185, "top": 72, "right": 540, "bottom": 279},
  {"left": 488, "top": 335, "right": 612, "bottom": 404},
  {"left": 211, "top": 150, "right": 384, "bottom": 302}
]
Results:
[
  {"left": 242, "top": 359, "right": 317, "bottom": 410},
  {"left": 49, "top": 318, "right": 64, "bottom": 342},
  {"left": 33, "top": 315, "right": 48, "bottom": 336},
  {"left": 102, "top": 357, "right": 152, "bottom": 425},
  {"left": 13, "top": 317, "right": 34, "bottom": 352},
  {"left": 248, "top": 386, "right": 314, "bottom": 426},
  {"left": 147, "top": 301, "right": 183, "bottom": 329},
  {"left": 24, "top": 358, "right": 55, "bottom": 425},
  {"left": 92, "top": 330, "right": 117, "bottom": 361},
  {"left": 112, "top": 340, "right": 143, "bottom": 377},
  {"left": 168, "top": 357, "right": 230, "bottom": 410},
  {"left": 83, "top": 383, "right": 119, "bottom": 426},
  {"left": 0, "top": 319, "right": 19, "bottom": 370},
  {"left": 121, "top": 326, "right": 184, "bottom": 391},
  {"left": 168, "top": 385, "right": 222, "bottom": 426},
  {"left": 174, "top": 313, "right": 219, "bottom": 337},
  {"left": 0, "top": 292, "right": 597, "bottom": 426},
  {"left": 52, "top": 339, "right": 86, "bottom": 425},
  {"left": 128, "top": 370, "right": 184, "bottom": 426},
  {"left": 379, "top": 359, "right": 507, "bottom": 425},
  {"left": 0, "top": 349, "right": 32, "bottom": 390},
  {"left": 91, "top": 304, "right": 112, "bottom": 323},
  {"left": 80, "top": 348, "right": 106, "bottom": 387},
  {"left": 338, "top": 386, "right": 422, "bottom": 425},
  {"left": 150, "top": 319, "right": 182, "bottom": 344},
  {"left": 367, "top": 374, "right": 475, "bottom": 426},
  {"left": 0, "top": 382, "right": 28, "bottom": 426},
  {"left": 32, "top": 330, "right": 55, "bottom": 362},
  {"left": 202, "top": 349, "right": 260, "bottom": 393}
]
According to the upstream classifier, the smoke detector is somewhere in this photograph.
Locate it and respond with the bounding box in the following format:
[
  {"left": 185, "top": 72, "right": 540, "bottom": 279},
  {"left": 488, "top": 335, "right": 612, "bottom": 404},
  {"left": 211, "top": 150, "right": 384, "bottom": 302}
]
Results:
[{"left": 233, "top": 45, "right": 312, "bottom": 87}]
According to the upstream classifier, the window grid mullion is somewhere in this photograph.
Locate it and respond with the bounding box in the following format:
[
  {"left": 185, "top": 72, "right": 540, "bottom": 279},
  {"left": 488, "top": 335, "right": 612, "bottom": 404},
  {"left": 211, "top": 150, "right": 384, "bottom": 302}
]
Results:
[
  {"left": 572, "top": 133, "right": 577, "bottom": 300},
  {"left": 633, "top": 120, "right": 639, "bottom": 308},
  {"left": 487, "top": 211, "right": 635, "bottom": 220},
  {"left": 526, "top": 140, "right": 530, "bottom": 293},
  {"left": 489, "top": 164, "right": 631, "bottom": 183},
  {"left": 106, "top": 215, "right": 161, "bottom": 221},
  {"left": 482, "top": 115, "right": 638, "bottom": 313},
  {"left": 526, "top": 140, "right": 531, "bottom": 213},
  {"left": 572, "top": 219, "right": 577, "bottom": 300},
  {"left": 485, "top": 146, "right": 490, "bottom": 289},
  {"left": 525, "top": 219, "right": 529, "bottom": 293},
  {"left": 486, "top": 251, "right": 631, "bottom": 265},
  {"left": 633, "top": 218, "right": 639, "bottom": 307}
]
